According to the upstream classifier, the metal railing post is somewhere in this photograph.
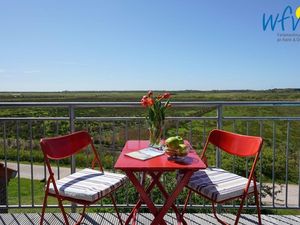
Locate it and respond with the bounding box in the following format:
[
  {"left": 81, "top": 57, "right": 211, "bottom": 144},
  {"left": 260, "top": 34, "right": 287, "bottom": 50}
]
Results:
[
  {"left": 216, "top": 104, "right": 223, "bottom": 168},
  {"left": 69, "top": 105, "right": 76, "bottom": 213},
  {"left": 69, "top": 105, "right": 76, "bottom": 174},
  {"left": 216, "top": 105, "right": 223, "bottom": 213}
]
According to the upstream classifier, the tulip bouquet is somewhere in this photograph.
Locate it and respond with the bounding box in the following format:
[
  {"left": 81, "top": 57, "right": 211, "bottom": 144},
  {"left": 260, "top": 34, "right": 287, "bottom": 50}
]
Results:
[{"left": 141, "top": 91, "right": 171, "bottom": 147}]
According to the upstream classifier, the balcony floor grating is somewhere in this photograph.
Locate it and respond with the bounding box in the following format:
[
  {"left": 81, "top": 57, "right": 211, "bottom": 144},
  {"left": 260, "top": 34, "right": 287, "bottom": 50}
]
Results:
[{"left": 0, "top": 213, "right": 299, "bottom": 225}]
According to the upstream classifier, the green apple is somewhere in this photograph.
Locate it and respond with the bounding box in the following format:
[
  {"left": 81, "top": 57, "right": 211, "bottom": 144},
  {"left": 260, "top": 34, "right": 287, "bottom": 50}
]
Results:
[
  {"left": 165, "top": 136, "right": 180, "bottom": 150},
  {"left": 175, "top": 136, "right": 184, "bottom": 144},
  {"left": 178, "top": 144, "right": 188, "bottom": 156},
  {"left": 178, "top": 144, "right": 187, "bottom": 153}
]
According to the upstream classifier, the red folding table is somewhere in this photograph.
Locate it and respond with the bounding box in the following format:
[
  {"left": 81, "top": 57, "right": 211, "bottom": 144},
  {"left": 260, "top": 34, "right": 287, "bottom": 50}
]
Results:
[{"left": 114, "top": 140, "right": 206, "bottom": 225}]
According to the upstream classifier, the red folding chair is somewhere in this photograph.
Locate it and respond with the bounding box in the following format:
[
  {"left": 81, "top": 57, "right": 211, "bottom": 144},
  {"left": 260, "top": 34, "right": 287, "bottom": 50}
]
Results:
[
  {"left": 180, "top": 129, "right": 263, "bottom": 225},
  {"left": 40, "top": 130, "right": 127, "bottom": 225}
]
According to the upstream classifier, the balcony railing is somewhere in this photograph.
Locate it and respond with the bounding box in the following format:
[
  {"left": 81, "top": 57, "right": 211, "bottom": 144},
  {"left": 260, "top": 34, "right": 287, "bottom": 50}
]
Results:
[{"left": 0, "top": 101, "right": 299, "bottom": 212}]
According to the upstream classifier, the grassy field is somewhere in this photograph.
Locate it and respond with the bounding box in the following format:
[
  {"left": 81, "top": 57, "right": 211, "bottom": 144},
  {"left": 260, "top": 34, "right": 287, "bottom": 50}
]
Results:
[{"left": 1, "top": 89, "right": 300, "bottom": 102}]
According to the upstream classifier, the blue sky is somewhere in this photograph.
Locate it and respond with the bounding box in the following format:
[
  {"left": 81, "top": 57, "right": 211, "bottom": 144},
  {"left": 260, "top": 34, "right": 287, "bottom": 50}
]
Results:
[{"left": 0, "top": 1, "right": 299, "bottom": 91}]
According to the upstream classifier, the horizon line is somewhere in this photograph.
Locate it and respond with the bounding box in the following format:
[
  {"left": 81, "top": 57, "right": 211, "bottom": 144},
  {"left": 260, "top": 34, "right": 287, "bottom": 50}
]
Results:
[{"left": 1, "top": 88, "right": 300, "bottom": 93}]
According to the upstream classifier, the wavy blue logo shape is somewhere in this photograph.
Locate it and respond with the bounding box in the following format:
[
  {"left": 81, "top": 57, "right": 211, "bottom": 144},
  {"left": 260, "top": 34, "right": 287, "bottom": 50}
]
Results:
[{"left": 263, "top": 6, "right": 300, "bottom": 31}]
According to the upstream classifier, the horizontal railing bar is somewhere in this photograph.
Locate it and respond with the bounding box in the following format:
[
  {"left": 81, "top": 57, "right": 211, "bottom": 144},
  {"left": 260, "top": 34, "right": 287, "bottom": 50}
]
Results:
[
  {"left": 1, "top": 116, "right": 300, "bottom": 121},
  {"left": 223, "top": 117, "right": 300, "bottom": 120},
  {"left": 0, "top": 102, "right": 138, "bottom": 108},
  {"left": 0, "top": 116, "right": 215, "bottom": 121},
  {"left": 0, "top": 116, "right": 216, "bottom": 121},
  {"left": 1, "top": 101, "right": 300, "bottom": 108},
  {"left": 0, "top": 117, "right": 68, "bottom": 121},
  {"left": 77, "top": 117, "right": 143, "bottom": 121},
  {"left": 76, "top": 116, "right": 218, "bottom": 121}
]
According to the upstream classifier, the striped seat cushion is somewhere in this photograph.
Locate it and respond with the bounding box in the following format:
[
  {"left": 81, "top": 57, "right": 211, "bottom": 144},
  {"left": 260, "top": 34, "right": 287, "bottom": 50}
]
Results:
[
  {"left": 178, "top": 167, "right": 259, "bottom": 202},
  {"left": 48, "top": 168, "right": 127, "bottom": 202}
]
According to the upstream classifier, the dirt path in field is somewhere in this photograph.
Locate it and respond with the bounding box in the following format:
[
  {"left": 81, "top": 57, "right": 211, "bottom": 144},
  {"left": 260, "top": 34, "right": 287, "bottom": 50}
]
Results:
[{"left": 5, "top": 162, "right": 71, "bottom": 181}]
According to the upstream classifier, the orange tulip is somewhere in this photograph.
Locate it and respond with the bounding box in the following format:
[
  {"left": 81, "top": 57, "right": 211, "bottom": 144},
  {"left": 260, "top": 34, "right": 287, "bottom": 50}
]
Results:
[
  {"left": 147, "top": 98, "right": 154, "bottom": 106},
  {"left": 141, "top": 96, "right": 149, "bottom": 107},
  {"left": 157, "top": 95, "right": 163, "bottom": 100},
  {"left": 163, "top": 93, "right": 171, "bottom": 99}
]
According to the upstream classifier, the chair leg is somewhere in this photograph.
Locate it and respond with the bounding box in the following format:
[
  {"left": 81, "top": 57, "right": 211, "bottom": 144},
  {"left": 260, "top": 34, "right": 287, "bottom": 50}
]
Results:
[
  {"left": 110, "top": 193, "right": 123, "bottom": 225},
  {"left": 212, "top": 202, "right": 228, "bottom": 225},
  {"left": 234, "top": 194, "right": 247, "bottom": 225},
  {"left": 40, "top": 191, "right": 49, "bottom": 225},
  {"left": 253, "top": 179, "right": 262, "bottom": 225},
  {"left": 41, "top": 194, "right": 70, "bottom": 225},
  {"left": 57, "top": 197, "right": 70, "bottom": 225},
  {"left": 75, "top": 205, "right": 87, "bottom": 225},
  {"left": 181, "top": 189, "right": 192, "bottom": 217}
]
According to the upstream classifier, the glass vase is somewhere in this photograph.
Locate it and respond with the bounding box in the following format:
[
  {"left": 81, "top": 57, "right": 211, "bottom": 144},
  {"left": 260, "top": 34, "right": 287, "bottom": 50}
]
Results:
[{"left": 148, "top": 125, "right": 163, "bottom": 149}]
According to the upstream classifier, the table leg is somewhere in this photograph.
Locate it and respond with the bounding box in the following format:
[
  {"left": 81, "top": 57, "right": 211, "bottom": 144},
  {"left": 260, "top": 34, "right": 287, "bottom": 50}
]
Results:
[
  {"left": 148, "top": 171, "right": 187, "bottom": 225},
  {"left": 131, "top": 172, "right": 146, "bottom": 225},
  {"left": 150, "top": 171, "right": 194, "bottom": 225},
  {"left": 125, "top": 172, "right": 160, "bottom": 225},
  {"left": 125, "top": 171, "right": 167, "bottom": 225}
]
